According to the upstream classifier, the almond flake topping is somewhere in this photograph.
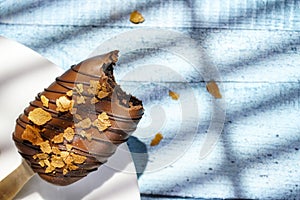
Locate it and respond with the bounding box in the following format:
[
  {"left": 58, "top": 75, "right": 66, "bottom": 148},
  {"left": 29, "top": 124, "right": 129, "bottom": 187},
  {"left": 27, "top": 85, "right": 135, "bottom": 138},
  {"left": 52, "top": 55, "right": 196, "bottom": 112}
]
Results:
[
  {"left": 97, "top": 91, "right": 109, "bottom": 99},
  {"left": 74, "top": 113, "right": 82, "bottom": 120},
  {"left": 66, "top": 144, "right": 73, "bottom": 151},
  {"left": 75, "top": 118, "right": 92, "bottom": 129},
  {"left": 39, "top": 141, "right": 52, "bottom": 154},
  {"left": 41, "top": 95, "right": 49, "bottom": 108},
  {"left": 76, "top": 95, "right": 86, "bottom": 104},
  {"left": 66, "top": 90, "right": 73, "bottom": 97},
  {"left": 88, "top": 80, "right": 100, "bottom": 95},
  {"left": 28, "top": 108, "right": 52, "bottom": 126},
  {"left": 51, "top": 156, "right": 65, "bottom": 168},
  {"left": 22, "top": 125, "right": 44, "bottom": 145},
  {"left": 75, "top": 83, "right": 84, "bottom": 94},
  {"left": 90, "top": 97, "right": 99, "bottom": 104},
  {"left": 71, "top": 153, "right": 86, "bottom": 164},
  {"left": 63, "top": 127, "right": 75, "bottom": 142},
  {"left": 33, "top": 153, "right": 49, "bottom": 160},
  {"left": 92, "top": 112, "right": 111, "bottom": 131},
  {"left": 88, "top": 80, "right": 110, "bottom": 99},
  {"left": 56, "top": 96, "right": 74, "bottom": 112},
  {"left": 78, "top": 130, "right": 92, "bottom": 141},
  {"left": 52, "top": 133, "right": 64, "bottom": 144},
  {"left": 52, "top": 146, "right": 61, "bottom": 155}
]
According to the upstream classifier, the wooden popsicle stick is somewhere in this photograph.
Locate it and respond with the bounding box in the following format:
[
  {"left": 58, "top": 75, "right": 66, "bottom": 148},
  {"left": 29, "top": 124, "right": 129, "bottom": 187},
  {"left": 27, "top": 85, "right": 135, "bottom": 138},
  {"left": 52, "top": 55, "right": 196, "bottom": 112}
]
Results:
[{"left": 0, "top": 159, "right": 35, "bottom": 200}]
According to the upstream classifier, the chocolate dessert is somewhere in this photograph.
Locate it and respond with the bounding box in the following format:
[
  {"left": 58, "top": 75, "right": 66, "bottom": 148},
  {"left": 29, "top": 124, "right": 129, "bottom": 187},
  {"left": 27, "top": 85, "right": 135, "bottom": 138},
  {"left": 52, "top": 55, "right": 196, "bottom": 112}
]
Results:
[{"left": 12, "top": 50, "right": 144, "bottom": 186}]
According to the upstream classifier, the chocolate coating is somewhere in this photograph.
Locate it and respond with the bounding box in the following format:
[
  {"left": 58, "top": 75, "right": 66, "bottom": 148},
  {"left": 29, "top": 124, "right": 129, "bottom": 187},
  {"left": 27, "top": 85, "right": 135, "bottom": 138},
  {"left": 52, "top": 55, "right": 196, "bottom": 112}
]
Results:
[{"left": 13, "top": 51, "right": 144, "bottom": 186}]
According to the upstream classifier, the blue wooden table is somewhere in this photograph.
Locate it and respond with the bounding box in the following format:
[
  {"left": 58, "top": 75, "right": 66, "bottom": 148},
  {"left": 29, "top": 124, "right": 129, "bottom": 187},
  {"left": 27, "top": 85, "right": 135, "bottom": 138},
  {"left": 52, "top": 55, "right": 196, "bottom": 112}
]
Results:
[{"left": 1, "top": 1, "right": 300, "bottom": 199}]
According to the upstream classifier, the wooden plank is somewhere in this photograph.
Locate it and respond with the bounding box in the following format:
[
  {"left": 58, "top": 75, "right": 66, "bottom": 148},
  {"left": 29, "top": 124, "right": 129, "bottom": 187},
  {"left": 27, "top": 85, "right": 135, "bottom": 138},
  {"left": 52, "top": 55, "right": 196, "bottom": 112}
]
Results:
[
  {"left": 133, "top": 82, "right": 299, "bottom": 199},
  {"left": 1, "top": 1, "right": 300, "bottom": 198},
  {"left": 1, "top": 25, "right": 300, "bottom": 83},
  {"left": 1, "top": 23, "right": 299, "bottom": 198},
  {"left": 0, "top": 0, "right": 300, "bottom": 30}
]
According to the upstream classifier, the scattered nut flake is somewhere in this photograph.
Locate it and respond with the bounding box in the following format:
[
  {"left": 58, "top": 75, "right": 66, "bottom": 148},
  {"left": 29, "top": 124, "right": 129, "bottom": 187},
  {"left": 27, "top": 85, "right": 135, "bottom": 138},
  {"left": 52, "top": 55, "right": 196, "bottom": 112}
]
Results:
[
  {"left": 70, "top": 107, "right": 77, "bottom": 115},
  {"left": 76, "top": 95, "right": 86, "bottom": 104},
  {"left": 44, "top": 159, "right": 51, "bottom": 167},
  {"left": 64, "top": 154, "right": 74, "bottom": 165},
  {"left": 63, "top": 168, "right": 68, "bottom": 175},
  {"left": 32, "top": 143, "right": 87, "bottom": 175},
  {"left": 66, "top": 144, "right": 73, "bottom": 151},
  {"left": 100, "top": 79, "right": 108, "bottom": 89},
  {"left": 71, "top": 153, "right": 87, "bottom": 164},
  {"left": 81, "top": 118, "right": 92, "bottom": 129},
  {"left": 41, "top": 95, "right": 49, "bottom": 108},
  {"left": 60, "top": 151, "right": 70, "bottom": 158},
  {"left": 51, "top": 156, "right": 65, "bottom": 168},
  {"left": 90, "top": 97, "right": 99, "bottom": 104},
  {"left": 88, "top": 80, "right": 100, "bottom": 95},
  {"left": 75, "top": 118, "right": 92, "bottom": 129},
  {"left": 39, "top": 141, "right": 52, "bottom": 154},
  {"left": 33, "top": 153, "right": 48, "bottom": 160},
  {"left": 206, "top": 81, "right": 222, "bottom": 99},
  {"left": 52, "top": 146, "right": 61, "bottom": 155},
  {"left": 130, "top": 10, "right": 145, "bottom": 24},
  {"left": 38, "top": 160, "right": 46, "bottom": 167},
  {"left": 52, "top": 133, "right": 64, "bottom": 144},
  {"left": 97, "top": 91, "right": 109, "bottom": 99},
  {"left": 85, "top": 133, "right": 92, "bottom": 141},
  {"left": 27, "top": 82, "right": 98, "bottom": 175},
  {"left": 28, "top": 108, "right": 52, "bottom": 126},
  {"left": 78, "top": 130, "right": 86, "bottom": 137},
  {"left": 22, "top": 125, "right": 44, "bottom": 145},
  {"left": 75, "top": 84, "right": 84, "bottom": 94},
  {"left": 68, "top": 164, "right": 79, "bottom": 171},
  {"left": 99, "top": 112, "right": 110, "bottom": 120},
  {"left": 92, "top": 112, "right": 111, "bottom": 131},
  {"left": 99, "top": 78, "right": 111, "bottom": 94},
  {"left": 74, "top": 113, "right": 82, "bottom": 121},
  {"left": 88, "top": 79, "right": 110, "bottom": 99},
  {"left": 150, "top": 133, "right": 163, "bottom": 146},
  {"left": 169, "top": 90, "right": 180, "bottom": 100},
  {"left": 45, "top": 165, "right": 55, "bottom": 173},
  {"left": 66, "top": 90, "right": 73, "bottom": 97},
  {"left": 78, "top": 130, "right": 92, "bottom": 141},
  {"left": 56, "top": 96, "right": 74, "bottom": 112},
  {"left": 63, "top": 127, "right": 75, "bottom": 142}
]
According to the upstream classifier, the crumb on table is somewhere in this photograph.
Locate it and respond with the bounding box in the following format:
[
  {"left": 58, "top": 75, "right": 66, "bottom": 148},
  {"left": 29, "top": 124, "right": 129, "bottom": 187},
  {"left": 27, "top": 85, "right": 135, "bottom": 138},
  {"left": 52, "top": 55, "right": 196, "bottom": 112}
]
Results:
[
  {"left": 150, "top": 133, "right": 163, "bottom": 146},
  {"left": 206, "top": 80, "right": 222, "bottom": 99},
  {"left": 169, "top": 90, "right": 180, "bottom": 100},
  {"left": 130, "top": 10, "right": 145, "bottom": 24}
]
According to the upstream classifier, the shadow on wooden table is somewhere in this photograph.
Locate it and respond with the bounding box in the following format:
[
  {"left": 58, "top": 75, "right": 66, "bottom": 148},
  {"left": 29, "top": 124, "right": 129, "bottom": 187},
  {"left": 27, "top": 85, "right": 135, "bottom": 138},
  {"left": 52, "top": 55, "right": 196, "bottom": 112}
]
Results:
[{"left": 127, "top": 136, "right": 148, "bottom": 179}]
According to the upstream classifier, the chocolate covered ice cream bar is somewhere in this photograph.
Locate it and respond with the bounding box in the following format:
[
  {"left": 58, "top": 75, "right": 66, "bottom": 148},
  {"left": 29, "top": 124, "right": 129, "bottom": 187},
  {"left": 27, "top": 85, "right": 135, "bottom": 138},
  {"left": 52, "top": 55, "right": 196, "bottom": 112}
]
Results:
[{"left": 13, "top": 50, "right": 144, "bottom": 186}]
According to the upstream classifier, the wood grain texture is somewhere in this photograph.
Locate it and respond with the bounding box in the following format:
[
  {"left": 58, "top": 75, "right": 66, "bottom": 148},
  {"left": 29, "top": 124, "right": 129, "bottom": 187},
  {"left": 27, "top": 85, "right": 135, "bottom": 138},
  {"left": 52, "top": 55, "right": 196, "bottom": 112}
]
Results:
[
  {"left": 0, "top": 0, "right": 299, "bottom": 199},
  {"left": 0, "top": 160, "right": 34, "bottom": 200},
  {"left": 135, "top": 82, "right": 299, "bottom": 199},
  {"left": 1, "top": 25, "right": 300, "bottom": 83},
  {"left": 1, "top": 0, "right": 300, "bottom": 30}
]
